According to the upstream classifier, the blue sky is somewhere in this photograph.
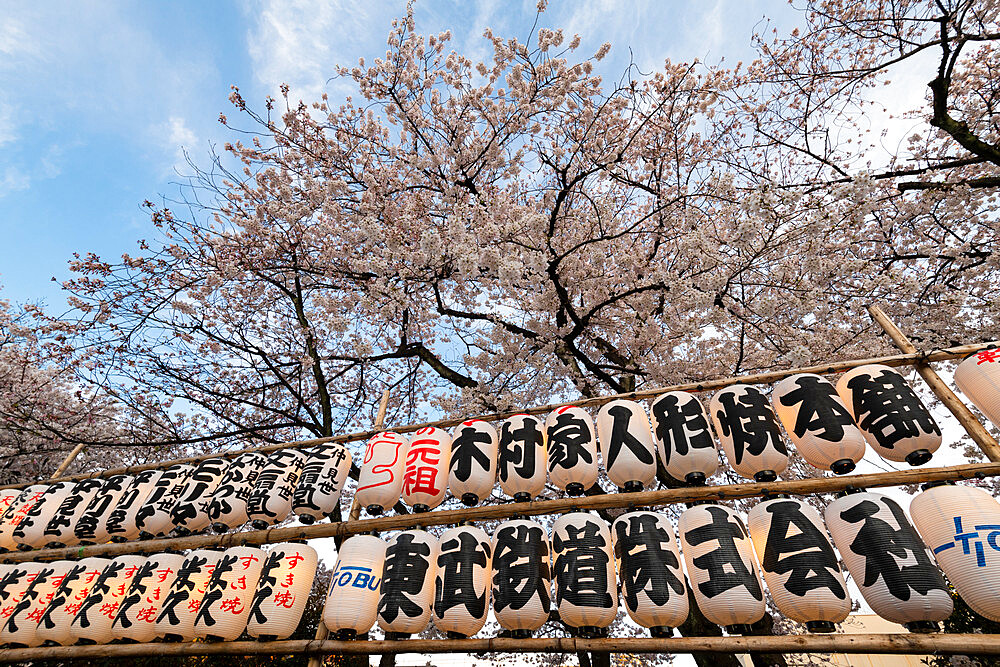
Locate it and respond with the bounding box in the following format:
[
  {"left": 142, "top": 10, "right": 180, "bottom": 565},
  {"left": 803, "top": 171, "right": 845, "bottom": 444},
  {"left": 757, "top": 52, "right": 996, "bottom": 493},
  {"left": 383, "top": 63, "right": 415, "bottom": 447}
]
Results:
[{"left": 0, "top": 0, "right": 789, "bottom": 309}]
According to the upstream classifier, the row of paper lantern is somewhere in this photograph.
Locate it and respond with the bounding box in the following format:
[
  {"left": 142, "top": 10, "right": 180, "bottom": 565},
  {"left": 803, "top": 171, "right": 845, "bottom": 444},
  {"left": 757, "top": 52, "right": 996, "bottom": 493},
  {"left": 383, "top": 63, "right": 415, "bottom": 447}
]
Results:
[
  {"left": 0, "top": 541, "right": 317, "bottom": 647},
  {"left": 324, "top": 483, "right": 1000, "bottom": 639}
]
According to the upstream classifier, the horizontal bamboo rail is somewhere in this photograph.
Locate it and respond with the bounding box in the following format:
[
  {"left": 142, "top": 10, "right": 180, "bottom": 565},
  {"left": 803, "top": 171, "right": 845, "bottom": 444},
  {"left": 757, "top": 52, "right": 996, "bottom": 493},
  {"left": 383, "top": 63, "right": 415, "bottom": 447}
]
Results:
[
  {"left": 4, "top": 340, "right": 995, "bottom": 492},
  {"left": 0, "top": 633, "right": 997, "bottom": 661},
  {"left": 6, "top": 460, "right": 999, "bottom": 563}
]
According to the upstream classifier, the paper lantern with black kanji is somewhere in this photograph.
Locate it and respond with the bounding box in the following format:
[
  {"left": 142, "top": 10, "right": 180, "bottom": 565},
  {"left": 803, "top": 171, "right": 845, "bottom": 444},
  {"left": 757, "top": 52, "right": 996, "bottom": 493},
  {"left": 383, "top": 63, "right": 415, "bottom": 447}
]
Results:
[
  {"left": 293, "top": 444, "right": 351, "bottom": 523},
  {"left": 612, "top": 511, "right": 688, "bottom": 636},
  {"left": 153, "top": 549, "right": 223, "bottom": 641},
  {"left": 171, "top": 458, "right": 229, "bottom": 535},
  {"left": 836, "top": 364, "right": 941, "bottom": 466},
  {"left": 0, "top": 560, "right": 74, "bottom": 647},
  {"left": 910, "top": 483, "right": 1000, "bottom": 622},
  {"left": 0, "top": 562, "right": 45, "bottom": 628},
  {"left": 13, "top": 481, "right": 75, "bottom": 550},
  {"left": 193, "top": 545, "right": 265, "bottom": 641},
  {"left": 75, "top": 475, "right": 133, "bottom": 545},
  {"left": 356, "top": 431, "right": 410, "bottom": 516},
  {"left": 248, "top": 450, "right": 307, "bottom": 529},
  {"left": 208, "top": 452, "right": 268, "bottom": 533},
  {"left": 135, "top": 463, "right": 194, "bottom": 539},
  {"left": 433, "top": 525, "right": 492, "bottom": 638},
  {"left": 111, "top": 552, "right": 186, "bottom": 643},
  {"left": 551, "top": 513, "right": 617, "bottom": 635},
  {"left": 709, "top": 385, "right": 789, "bottom": 482},
  {"left": 70, "top": 554, "right": 148, "bottom": 644},
  {"left": 955, "top": 348, "right": 1000, "bottom": 429},
  {"left": 378, "top": 530, "right": 437, "bottom": 635},
  {"left": 323, "top": 534, "right": 386, "bottom": 638},
  {"left": 649, "top": 392, "right": 719, "bottom": 485},
  {"left": 247, "top": 542, "right": 318, "bottom": 640},
  {"left": 0, "top": 489, "right": 20, "bottom": 522},
  {"left": 748, "top": 498, "right": 850, "bottom": 632},
  {"left": 596, "top": 400, "right": 658, "bottom": 492},
  {"left": 825, "top": 491, "right": 951, "bottom": 629},
  {"left": 498, "top": 414, "right": 547, "bottom": 502},
  {"left": 771, "top": 373, "right": 867, "bottom": 474},
  {"left": 545, "top": 407, "right": 600, "bottom": 496},
  {"left": 36, "top": 557, "right": 109, "bottom": 646},
  {"left": 42, "top": 478, "right": 105, "bottom": 548},
  {"left": 106, "top": 469, "right": 162, "bottom": 543},
  {"left": 448, "top": 420, "right": 499, "bottom": 506},
  {"left": 401, "top": 427, "right": 451, "bottom": 512},
  {"left": 491, "top": 519, "right": 550, "bottom": 636},
  {"left": 0, "top": 485, "right": 50, "bottom": 552},
  {"left": 678, "top": 503, "right": 765, "bottom": 632}
]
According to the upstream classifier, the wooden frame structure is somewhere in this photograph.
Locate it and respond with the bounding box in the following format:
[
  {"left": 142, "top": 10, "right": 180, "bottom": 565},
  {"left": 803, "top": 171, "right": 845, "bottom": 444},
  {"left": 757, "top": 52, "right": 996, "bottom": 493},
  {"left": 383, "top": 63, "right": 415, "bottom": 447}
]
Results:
[{"left": 3, "top": 306, "right": 1000, "bottom": 662}]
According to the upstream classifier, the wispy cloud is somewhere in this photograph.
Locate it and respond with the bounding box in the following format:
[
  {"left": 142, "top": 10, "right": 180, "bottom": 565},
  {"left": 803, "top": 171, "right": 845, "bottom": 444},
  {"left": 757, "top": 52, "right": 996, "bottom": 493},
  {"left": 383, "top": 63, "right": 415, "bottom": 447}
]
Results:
[{"left": 0, "top": 167, "right": 30, "bottom": 199}]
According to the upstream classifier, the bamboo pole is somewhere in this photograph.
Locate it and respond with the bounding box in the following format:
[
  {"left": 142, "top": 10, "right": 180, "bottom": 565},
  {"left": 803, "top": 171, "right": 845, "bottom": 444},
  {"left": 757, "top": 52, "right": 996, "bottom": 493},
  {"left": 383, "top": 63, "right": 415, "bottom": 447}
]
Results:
[
  {"left": 0, "top": 633, "right": 998, "bottom": 662},
  {"left": 5, "top": 340, "right": 996, "bottom": 491},
  {"left": 49, "top": 442, "right": 87, "bottom": 479},
  {"left": 7, "top": 459, "right": 1000, "bottom": 563},
  {"left": 868, "top": 305, "right": 1000, "bottom": 462}
]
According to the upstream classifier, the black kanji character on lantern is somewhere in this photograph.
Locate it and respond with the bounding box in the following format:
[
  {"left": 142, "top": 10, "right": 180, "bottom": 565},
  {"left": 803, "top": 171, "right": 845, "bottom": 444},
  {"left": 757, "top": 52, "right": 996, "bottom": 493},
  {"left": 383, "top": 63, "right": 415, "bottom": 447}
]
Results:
[
  {"left": 74, "top": 561, "right": 123, "bottom": 629},
  {"left": 380, "top": 533, "right": 433, "bottom": 623},
  {"left": 7, "top": 566, "right": 54, "bottom": 634},
  {"left": 605, "top": 405, "right": 655, "bottom": 468},
  {"left": 652, "top": 394, "right": 714, "bottom": 465},
  {"left": 614, "top": 514, "right": 684, "bottom": 609},
  {"left": 45, "top": 480, "right": 102, "bottom": 537},
  {"left": 553, "top": 522, "right": 614, "bottom": 609},
  {"left": 434, "top": 532, "right": 489, "bottom": 619},
  {"left": 714, "top": 390, "right": 786, "bottom": 465},
  {"left": 499, "top": 419, "right": 543, "bottom": 483},
  {"left": 547, "top": 411, "right": 595, "bottom": 471},
  {"left": 779, "top": 376, "right": 856, "bottom": 442},
  {"left": 840, "top": 498, "right": 946, "bottom": 601},
  {"left": 114, "top": 560, "right": 158, "bottom": 629},
  {"left": 451, "top": 425, "right": 493, "bottom": 483},
  {"left": 39, "top": 564, "right": 85, "bottom": 630},
  {"left": 194, "top": 554, "right": 237, "bottom": 629},
  {"left": 846, "top": 370, "right": 941, "bottom": 449},
  {"left": 493, "top": 523, "right": 550, "bottom": 613},
  {"left": 156, "top": 555, "right": 208, "bottom": 627},
  {"left": 684, "top": 506, "right": 763, "bottom": 600},
  {"left": 760, "top": 501, "right": 845, "bottom": 598},
  {"left": 248, "top": 551, "right": 282, "bottom": 625}
]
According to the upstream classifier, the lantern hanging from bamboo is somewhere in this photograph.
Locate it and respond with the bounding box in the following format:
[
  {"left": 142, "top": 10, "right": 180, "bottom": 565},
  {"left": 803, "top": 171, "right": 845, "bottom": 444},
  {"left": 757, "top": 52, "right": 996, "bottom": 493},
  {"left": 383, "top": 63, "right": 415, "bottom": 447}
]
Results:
[
  {"left": 954, "top": 348, "right": 1000, "bottom": 429},
  {"left": 649, "top": 391, "right": 720, "bottom": 485},
  {"left": 378, "top": 530, "right": 437, "bottom": 636},
  {"left": 111, "top": 552, "right": 186, "bottom": 643},
  {"left": 106, "top": 469, "right": 162, "bottom": 543},
  {"left": 552, "top": 512, "right": 618, "bottom": 637},
  {"left": 323, "top": 534, "right": 386, "bottom": 639},
  {"left": 246, "top": 542, "right": 318, "bottom": 640},
  {"left": 545, "top": 406, "right": 599, "bottom": 496},
  {"left": 596, "top": 400, "right": 658, "bottom": 492},
  {"left": 491, "top": 518, "right": 551, "bottom": 637},
  {"left": 13, "top": 481, "right": 75, "bottom": 551},
  {"left": 0, "top": 485, "right": 51, "bottom": 552},
  {"left": 836, "top": 364, "right": 941, "bottom": 466},
  {"left": 448, "top": 420, "right": 499, "bottom": 506},
  {"left": 356, "top": 431, "right": 409, "bottom": 516},
  {"left": 208, "top": 452, "right": 268, "bottom": 533},
  {"left": 70, "top": 554, "right": 148, "bottom": 645},
  {"left": 612, "top": 511, "right": 688, "bottom": 636},
  {"left": 77, "top": 475, "right": 135, "bottom": 546},
  {"left": 0, "top": 489, "right": 21, "bottom": 523},
  {"left": 678, "top": 503, "right": 765, "bottom": 633},
  {"left": 170, "top": 458, "right": 229, "bottom": 535},
  {"left": 0, "top": 560, "right": 74, "bottom": 648},
  {"left": 248, "top": 449, "right": 307, "bottom": 529},
  {"left": 771, "top": 373, "right": 867, "bottom": 474},
  {"left": 193, "top": 545, "right": 265, "bottom": 641},
  {"left": 748, "top": 497, "right": 850, "bottom": 632},
  {"left": 709, "top": 385, "right": 789, "bottom": 482},
  {"left": 42, "top": 478, "right": 105, "bottom": 548},
  {"left": 402, "top": 427, "right": 452, "bottom": 512},
  {"left": 293, "top": 443, "right": 351, "bottom": 523},
  {"left": 498, "top": 414, "right": 547, "bottom": 502},
  {"left": 135, "top": 463, "right": 195, "bottom": 539},
  {"left": 153, "top": 549, "right": 223, "bottom": 642},
  {"left": 825, "top": 491, "right": 952, "bottom": 630},
  {"left": 0, "top": 562, "right": 45, "bottom": 630},
  {"left": 36, "top": 557, "right": 109, "bottom": 646},
  {"left": 433, "top": 525, "right": 492, "bottom": 638}
]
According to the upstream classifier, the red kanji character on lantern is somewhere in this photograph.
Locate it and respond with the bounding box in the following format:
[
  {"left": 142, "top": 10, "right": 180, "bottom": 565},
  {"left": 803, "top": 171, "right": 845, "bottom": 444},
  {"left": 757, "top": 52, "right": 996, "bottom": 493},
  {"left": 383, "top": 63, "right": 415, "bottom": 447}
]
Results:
[
  {"left": 123, "top": 566, "right": 140, "bottom": 578},
  {"left": 402, "top": 465, "right": 439, "bottom": 496},
  {"left": 51, "top": 575, "right": 66, "bottom": 588},
  {"left": 156, "top": 568, "right": 174, "bottom": 582},
  {"left": 0, "top": 606, "right": 12, "bottom": 618},
  {"left": 85, "top": 570, "right": 102, "bottom": 583},
  {"left": 239, "top": 555, "right": 259, "bottom": 569},
  {"left": 116, "top": 583, "right": 128, "bottom": 596},
  {"left": 272, "top": 590, "right": 295, "bottom": 609},
  {"left": 75, "top": 587, "right": 89, "bottom": 600},
  {"left": 136, "top": 606, "right": 157, "bottom": 623},
  {"left": 231, "top": 575, "right": 247, "bottom": 590},
  {"left": 286, "top": 552, "right": 304, "bottom": 569},
  {"left": 187, "top": 599, "right": 201, "bottom": 612},
  {"left": 100, "top": 602, "right": 119, "bottom": 619},
  {"left": 977, "top": 349, "right": 1000, "bottom": 365},
  {"left": 219, "top": 597, "right": 244, "bottom": 614},
  {"left": 281, "top": 573, "right": 295, "bottom": 588},
  {"left": 64, "top": 602, "right": 82, "bottom": 616},
  {"left": 146, "top": 586, "right": 162, "bottom": 603},
  {"left": 26, "top": 607, "right": 45, "bottom": 623}
]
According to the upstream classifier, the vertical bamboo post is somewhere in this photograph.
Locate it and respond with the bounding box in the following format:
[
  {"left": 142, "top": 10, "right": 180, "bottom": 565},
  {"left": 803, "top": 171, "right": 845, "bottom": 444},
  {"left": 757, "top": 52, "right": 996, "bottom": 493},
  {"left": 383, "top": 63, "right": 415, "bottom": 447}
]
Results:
[
  {"left": 50, "top": 443, "right": 87, "bottom": 480},
  {"left": 307, "top": 389, "right": 391, "bottom": 667},
  {"left": 867, "top": 304, "right": 1000, "bottom": 462}
]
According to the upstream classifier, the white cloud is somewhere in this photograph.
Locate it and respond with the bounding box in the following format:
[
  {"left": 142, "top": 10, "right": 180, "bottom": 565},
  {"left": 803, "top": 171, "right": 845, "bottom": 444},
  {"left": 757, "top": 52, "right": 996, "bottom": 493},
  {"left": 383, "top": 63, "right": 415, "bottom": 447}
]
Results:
[{"left": 0, "top": 167, "right": 30, "bottom": 198}]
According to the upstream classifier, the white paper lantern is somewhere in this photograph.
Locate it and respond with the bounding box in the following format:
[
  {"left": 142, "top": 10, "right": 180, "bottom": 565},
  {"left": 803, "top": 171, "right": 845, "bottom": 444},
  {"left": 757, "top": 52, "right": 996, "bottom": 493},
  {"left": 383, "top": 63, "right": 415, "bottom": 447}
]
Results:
[
  {"left": 709, "top": 385, "right": 789, "bottom": 482},
  {"left": 433, "top": 525, "right": 492, "bottom": 638},
  {"left": 171, "top": 458, "right": 229, "bottom": 535},
  {"left": 153, "top": 549, "right": 223, "bottom": 641},
  {"left": 293, "top": 444, "right": 352, "bottom": 523},
  {"left": 0, "top": 562, "right": 46, "bottom": 627},
  {"left": 106, "top": 470, "right": 162, "bottom": 543},
  {"left": 356, "top": 431, "right": 410, "bottom": 516},
  {"left": 771, "top": 374, "right": 867, "bottom": 474},
  {"left": 402, "top": 427, "right": 452, "bottom": 512},
  {"left": 448, "top": 420, "right": 499, "bottom": 506},
  {"left": 954, "top": 348, "right": 1000, "bottom": 429},
  {"left": 498, "top": 415, "right": 547, "bottom": 502},
  {"left": 910, "top": 483, "right": 1000, "bottom": 622},
  {"left": 678, "top": 503, "right": 765, "bottom": 632},
  {"left": 551, "top": 513, "right": 617, "bottom": 635},
  {"left": 378, "top": 530, "right": 437, "bottom": 635},
  {"left": 248, "top": 450, "right": 307, "bottom": 529},
  {"left": 612, "top": 511, "right": 688, "bottom": 635},
  {"left": 596, "top": 400, "right": 658, "bottom": 492},
  {"left": 111, "top": 552, "right": 186, "bottom": 642},
  {"left": 825, "top": 491, "right": 951, "bottom": 630},
  {"left": 193, "top": 545, "right": 266, "bottom": 641},
  {"left": 491, "top": 519, "right": 551, "bottom": 636},
  {"left": 42, "top": 478, "right": 105, "bottom": 548},
  {"left": 836, "top": 364, "right": 941, "bottom": 466},
  {"left": 13, "top": 481, "right": 75, "bottom": 550},
  {"left": 323, "top": 534, "right": 386, "bottom": 638},
  {"left": 0, "top": 560, "right": 74, "bottom": 647},
  {"left": 545, "top": 407, "right": 600, "bottom": 496},
  {"left": 36, "top": 557, "right": 109, "bottom": 646},
  {"left": 70, "top": 555, "right": 148, "bottom": 644},
  {"left": 75, "top": 475, "right": 133, "bottom": 545},
  {"left": 748, "top": 498, "right": 850, "bottom": 631},
  {"left": 0, "top": 489, "right": 21, "bottom": 521},
  {"left": 135, "top": 463, "right": 195, "bottom": 539},
  {"left": 0, "top": 485, "right": 50, "bottom": 552},
  {"left": 247, "top": 542, "right": 318, "bottom": 640},
  {"left": 649, "top": 392, "right": 720, "bottom": 485},
  {"left": 208, "top": 452, "right": 268, "bottom": 533}
]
